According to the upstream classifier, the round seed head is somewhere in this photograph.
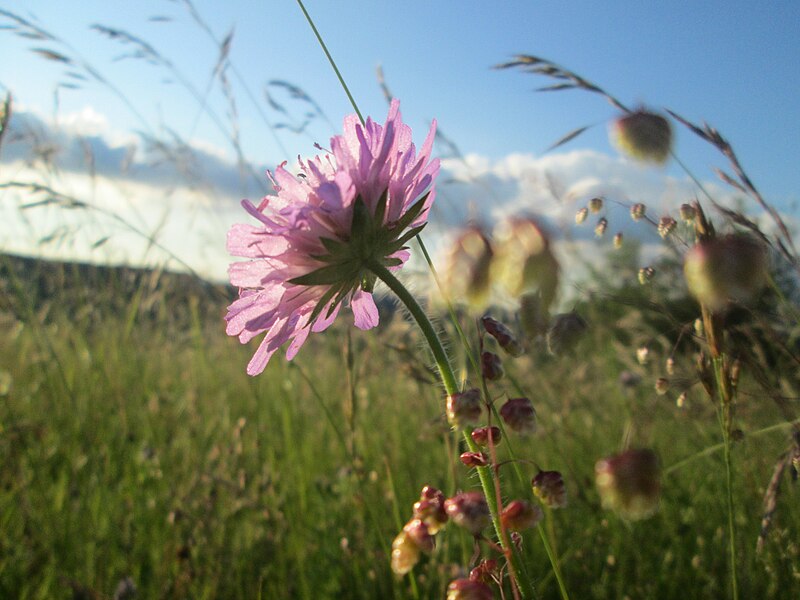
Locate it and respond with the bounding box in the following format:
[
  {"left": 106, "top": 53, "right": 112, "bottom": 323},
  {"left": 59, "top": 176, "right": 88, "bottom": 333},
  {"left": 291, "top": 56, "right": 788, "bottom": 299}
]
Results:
[
  {"left": 630, "top": 203, "right": 647, "bottom": 221},
  {"left": 575, "top": 207, "right": 589, "bottom": 224},
  {"left": 471, "top": 425, "right": 501, "bottom": 447},
  {"left": 447, "top": 578, "right": 494, "bottom": 600},
  {"left": 444, "top": 491, "right": 491, "bottom": 535},
  {"left": 595, "top": 217, "right": 608, "bottom": 237},
  {"left": 588, "top": 197, "right": 604, "bottom": 213},
  {"left": 595, "top": 448, "right": 661, "bottom": 520},
  {"left": 480, "top": 351, "right": 504, "bottom": 381},
  {"left": 446, "top": 389, "right": 483, "bottom": 429},
  {"left": 532, "top": 470, "right": 568, "bottom": 509},
  {"left": 460, "top": 451, "right": 490, "bottom": 468},
  {"left": 611, "top": 110, "right": 673, "bottom": 164},
  {"left": 499, "top": 397, "right": 537, "bottom": 434},
  {"left": 501, "top": 499, "right": 543, "bottom": 531}
]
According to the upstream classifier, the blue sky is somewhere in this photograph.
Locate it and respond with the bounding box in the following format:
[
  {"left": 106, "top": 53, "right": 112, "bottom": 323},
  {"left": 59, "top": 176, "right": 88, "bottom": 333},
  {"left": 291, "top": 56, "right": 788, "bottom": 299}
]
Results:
[{"left": 1, "top": 1, "right": 799, "bottom": 279}]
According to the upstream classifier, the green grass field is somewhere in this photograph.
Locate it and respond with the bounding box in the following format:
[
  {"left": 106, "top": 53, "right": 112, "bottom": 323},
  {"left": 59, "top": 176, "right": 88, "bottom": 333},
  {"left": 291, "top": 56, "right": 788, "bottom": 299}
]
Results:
[{"left": 1, "top": 254, "right": 798, "bottom": 599}]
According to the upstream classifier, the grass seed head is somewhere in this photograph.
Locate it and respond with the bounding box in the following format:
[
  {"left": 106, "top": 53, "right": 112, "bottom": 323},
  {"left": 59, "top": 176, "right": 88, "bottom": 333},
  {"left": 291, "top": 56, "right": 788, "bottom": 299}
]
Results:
[
  {"left": 595, "top": 448, "right": 661, "bottom": 520},
  {"left": 471, "top": 426, "right": 501, "bottom": 447},
  {"left": 611, "top": 110, "right": 673, "bottom": 164},
  {"left": 501, "top": 499, "right": 543, "bottom": 531},
  {"left": 445, "top": 492, "right": 491, "bottom": 535},
  {"left": 480, "top": 351, "right": 504, "bottom": 381},
  {"left": 446, "top": 389, "right": 483, "bottom": 429},
  {"left": 447, "top": 578, "right": 494, "bottom": 600},
  {"left": 499, "top": 397, "right": 537, "bottom": 434},
  {"left": 532, "top": 470, "right": 567, "bottom": 508}
]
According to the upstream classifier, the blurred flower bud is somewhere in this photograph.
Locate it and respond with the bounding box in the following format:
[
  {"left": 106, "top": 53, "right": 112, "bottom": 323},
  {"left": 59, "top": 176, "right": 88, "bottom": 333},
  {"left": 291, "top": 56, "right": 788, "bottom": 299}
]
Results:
[
  {"left": 445, "top": 491, "right": 491, "bottom": 535},
  {"left": 413, "top": 486, "right": 448, "bottom": 534},
  {"left": 501, "top": 499, "right": 543, "bottom": 531},
  {"left": 471, "top": 426, "right": 501, "bottom": 447},
  {"left": 630, "top": 203, "right": 647, "bottom": 221},
  {"left": 666, "top": 357, "right": 675, "bottom": 375},
  {"left": 469, "top": 559, "right": 499, "bottom": 584},
  {"left": 547, "top": 311, "right": 588, "bottom": 356},
  {"left": 595, "top": 448, "right": 661, "bottom": 520},
  {"left": 404, "top": 518, "right": 435, "bottom": 553},
  {"left": 654, "top": 377, "right": 670, "bottom": 395},
  {"left": 575, "top": 207, "right": 589, "bottom": 224},
  {"left": 595, "top": 217, "right": 608, "bottom": 237},
  {"left": 658, "top": 216, "right": 677, "bottom": 238},
  {"left": 480, "top": 351, "right": 504, "bottom": 381},
  {"left": 676, "top": 391, "right": 687, "bottom": 408},
  {"left": 636, "top": 346, "right": 650, "bottom": 365},
  {"left": 684, "top": 234, "right": 768, "bottom": 311},
  {"left": 638, "top": 266, "right": 655, "bottom": 285},
  {"left": 446, "top": 389, "right": 483, "bottom": 429},
  {"left": 481, "top": 316, "right": 523, "bottom": 357},
  {"left": 447, "top": 578, "right": 494, "bottom": 600},
  {"left": 494, "top": 218, "right": 559, "bottom": 312},
  {"left": 588, "top": 197, "right": 604, "bottom": 213},
  {"left": 460, "top": 451, "right": 490, "bottom": 468},
  {"left": 532, "top": 470, "right": 567, "bottom": 509},
  {"left": 611, "top": 109, "right": 673, "bottom": 164},
  {"left": 445, "top": 226, "right": 494, "bottom": 310},
  {"left": 679, "top": 203, "right": 696, "bottom": 223},
  {"left": 500, "top": 397, "right": 537, "bottom": 434},
  {"left": 613, "top": 232, "right": 623, "bottom": 249},
  {"left": 390, "top": 529, "right": 421, "bottom": 575}
]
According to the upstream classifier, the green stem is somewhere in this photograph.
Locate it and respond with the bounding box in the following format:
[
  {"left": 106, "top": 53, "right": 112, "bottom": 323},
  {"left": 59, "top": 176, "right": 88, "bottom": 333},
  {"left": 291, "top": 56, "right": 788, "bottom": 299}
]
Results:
[
  {"left": 367, "top": 260, "right": 536, "bottom": 599},
  {"left": 295, "top": 0, "right": 365, "bottom": 125}
]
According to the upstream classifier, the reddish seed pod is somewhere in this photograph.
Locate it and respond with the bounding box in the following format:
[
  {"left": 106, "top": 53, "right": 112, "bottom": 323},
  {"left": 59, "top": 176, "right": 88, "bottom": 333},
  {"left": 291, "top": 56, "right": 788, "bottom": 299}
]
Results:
[
  {"left": 532, "top": 470, "right": 567, "bottom": 509},
  {"left": 469, "top": 558, "right": 499, "bottom": 584},
  {"left": 447, "top": 578, "right": 494, "bottom": 600},
  {"left": 413, "top": 486, "right": 448, "bottom": 534},
  {"left": 446, "top": 389, "right": 483, "bottom": 429},
  {"left": 480, "top": 351, "right": 504, "bottom": 381},
  {"left": 500, "top": 499, "right": 543, "bottom": 531},
  {"left": 481, "top": 316, "right": 523, "bottom": 357},
  {"left": 500, "top": 397, "right": 537, "bottom": 434},
  {"left": 460, "top": 451, "right": 489, "bottom": 468},
  {"left": 471, "top": 426, "right": 501, "bottom": 447},
  {"left": 444, "top": 492, "right": 491, "bottom": 535}
]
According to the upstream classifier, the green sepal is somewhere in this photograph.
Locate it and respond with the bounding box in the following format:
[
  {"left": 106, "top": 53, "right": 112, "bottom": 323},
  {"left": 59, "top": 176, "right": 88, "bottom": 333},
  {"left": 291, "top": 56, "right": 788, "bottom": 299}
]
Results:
[
  {"left": 288, "top": 262, "right": 358, "bottom": 286},
  {"left": 390, "top": 192, "right": 429, "bottom": 235},
  {"left": 373, "top": 189, "right": 389, "bottom": 228},
  {"left": 361, "top": 271, "right": 377, "bottom": 293},
  {"left": 306, "top": 284, "right": 343, "bottom": 326},
  {"left": 386, "top": 223, "right": 427, "bottom": 253}
]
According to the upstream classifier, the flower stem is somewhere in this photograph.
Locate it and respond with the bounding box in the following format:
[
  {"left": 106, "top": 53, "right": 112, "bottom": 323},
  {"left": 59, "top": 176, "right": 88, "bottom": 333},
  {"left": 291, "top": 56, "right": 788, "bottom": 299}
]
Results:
[
  {"left": 367, "top": 260, "right": 536, "bottom": 599},
  {"left": 295, "top": 0, "right": 365, "bottom": 125}
]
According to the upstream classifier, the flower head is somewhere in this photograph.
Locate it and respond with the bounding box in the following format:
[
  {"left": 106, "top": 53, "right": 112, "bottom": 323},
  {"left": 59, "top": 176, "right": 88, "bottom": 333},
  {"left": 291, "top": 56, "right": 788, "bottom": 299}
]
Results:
[{"left": 226, "top": 100, "right": 438, "bottom": 374}]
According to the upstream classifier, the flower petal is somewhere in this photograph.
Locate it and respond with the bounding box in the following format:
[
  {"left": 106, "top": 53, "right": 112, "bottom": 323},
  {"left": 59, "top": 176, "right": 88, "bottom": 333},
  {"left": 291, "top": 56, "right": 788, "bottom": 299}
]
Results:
[{"left": 351, "top": 290, "right": 379, "bottom": 330}]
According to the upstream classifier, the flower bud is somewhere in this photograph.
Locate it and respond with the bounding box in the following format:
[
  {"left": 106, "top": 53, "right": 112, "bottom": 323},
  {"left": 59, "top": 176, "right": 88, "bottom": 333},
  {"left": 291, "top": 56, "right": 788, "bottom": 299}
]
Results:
[
  {"left": 658, "top": 216, "right": 677, "bottom": 238},
  {"left": 469, "top": 559, "right": 499, "bottom": 584},
  {"left": 413, "top": 486, "right": 448, "bottom": 534},
  {"left": 445, "top": 226, "right": 494, "bottom": 310},
  {"left": 481, "top": 316, "right": 523, "bottom": 357},
  {"left": 480, "top": 351, "right": 504, "bottom": 381},
  {"left": 638, "top": 266, "right": 655, "bottom": 285},
  {"left": 679, "top": 203, "right": 696, "bottom": 223},
  {"left": 595, "top": 217, "right": 608, "bottom": 237},
  {"left": 595, "top": 448, "right": 661, "bottom": 520},
  {"left": 547, "top": 311, "right": 587, "bottom": 356},
  {"left": 636, "top": 346, "right": 650, "bottom": 365},
  {"left": 532, "top": 470, "right": 567, "bottom": 509},
  {"left": 446, "top": 389, "right": 483, "bottom": 429},
  {"left": 447, "top": 578, "right": 494, "bottom": 600},
  {"left": 471, "top": 426, "right": 501, "bottom": 447},
  {"left": 445, "top": 492, "right": 491, "bottom": 535},
  {"left": 684, "top": 234, "right": 768, "bottom": 311},
  {"left": 630, "top": 203, "right": 647, "bottom": 221},
  {"left": 501, "top": 499, "right": 543, "bottom": 531},
  {"left": 611, "top": 110, "right": 673, "bottom": 164},
  {"left": 575, "top": 207, "right": 589, "bottom": 224},
  {"left": 499, "top": 397, "right": 537, "bottom": 434},
  {"left": 588, "top": 197, "right": 604, "bottom": 213},
  {"left": 460, "top": 451, "right": 490, "bottom": 468},
  {"left": 390, "top": 530, "right": 420, "bottom": 575}
]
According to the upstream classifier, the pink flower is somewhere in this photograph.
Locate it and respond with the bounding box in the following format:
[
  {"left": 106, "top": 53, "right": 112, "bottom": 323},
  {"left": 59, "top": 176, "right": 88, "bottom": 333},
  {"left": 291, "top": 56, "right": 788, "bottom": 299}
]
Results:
[{"left": 226, "top": 100, "right": 438, "bottom": 375}]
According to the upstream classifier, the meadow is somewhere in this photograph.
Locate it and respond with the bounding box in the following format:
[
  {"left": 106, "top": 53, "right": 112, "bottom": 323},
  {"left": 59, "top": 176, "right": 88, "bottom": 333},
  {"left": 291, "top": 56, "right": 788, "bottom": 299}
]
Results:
[{"left": 1, "top": 248, "right": 799, "bottom": 599}]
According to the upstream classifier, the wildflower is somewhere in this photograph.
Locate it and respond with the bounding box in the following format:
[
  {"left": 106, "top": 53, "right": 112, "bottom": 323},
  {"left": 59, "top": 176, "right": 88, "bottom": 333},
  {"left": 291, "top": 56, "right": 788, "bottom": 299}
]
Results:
[
  {"left": 481, "top": 316, "right": 523, "bottom": 357},
  {"left": 445, "top": 491, "right": 491, "bottom": 535},
  {"left": 446, "top": 389, "right": 483, "bottom": 428},
  {"left": 413, "top": 486, "right": 448, "bottom": 534},
  {"left": 575, "top": 207, "right": 589, "bottom": 224},
  {"left": 447, "top": 578, "right": 493, "bottom": 600},
  {"left": 501, "top": 499, "right": 543, "bottom": 531},
  {"left": 595, "top": 448, "right": 661, "bottom": 520},
  {"left": 658, "top": 216, "right": 677, "bottom": 238},
  {"left": 630, "top": 203, "right": 647, "bottom": 221},
  {"left": 471, "top": 425, "right": 501, "bottom": 447},
  {"left": 460, "top": 451, "right": 490, "bottom": 468},
  {"left": 226, "top": 100, "right": 438, "bottom": 375},
  {"left": 445, "top": 226, "right": 494, "bottom": 310},
  {"left": 480, "top": 351, "right": 504, "bottom": 381},
  {"left": 499, "top": 397, "right": 537, "bottom": 434},
  {"left": 532, "top": 470, "right": 567, "bottom": 508},
  {"left": 684, "top": 234, "right": 768, "bottom": 311},
  {"left": 610, "top": 109, "right": 673, "bottom": 164}
]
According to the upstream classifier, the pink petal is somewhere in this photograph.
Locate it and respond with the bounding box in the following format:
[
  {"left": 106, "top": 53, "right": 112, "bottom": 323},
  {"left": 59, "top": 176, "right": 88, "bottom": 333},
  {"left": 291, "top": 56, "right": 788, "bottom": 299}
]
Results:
[{"left": 351, "top": 290, "right": 379, "bottom": 330}]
